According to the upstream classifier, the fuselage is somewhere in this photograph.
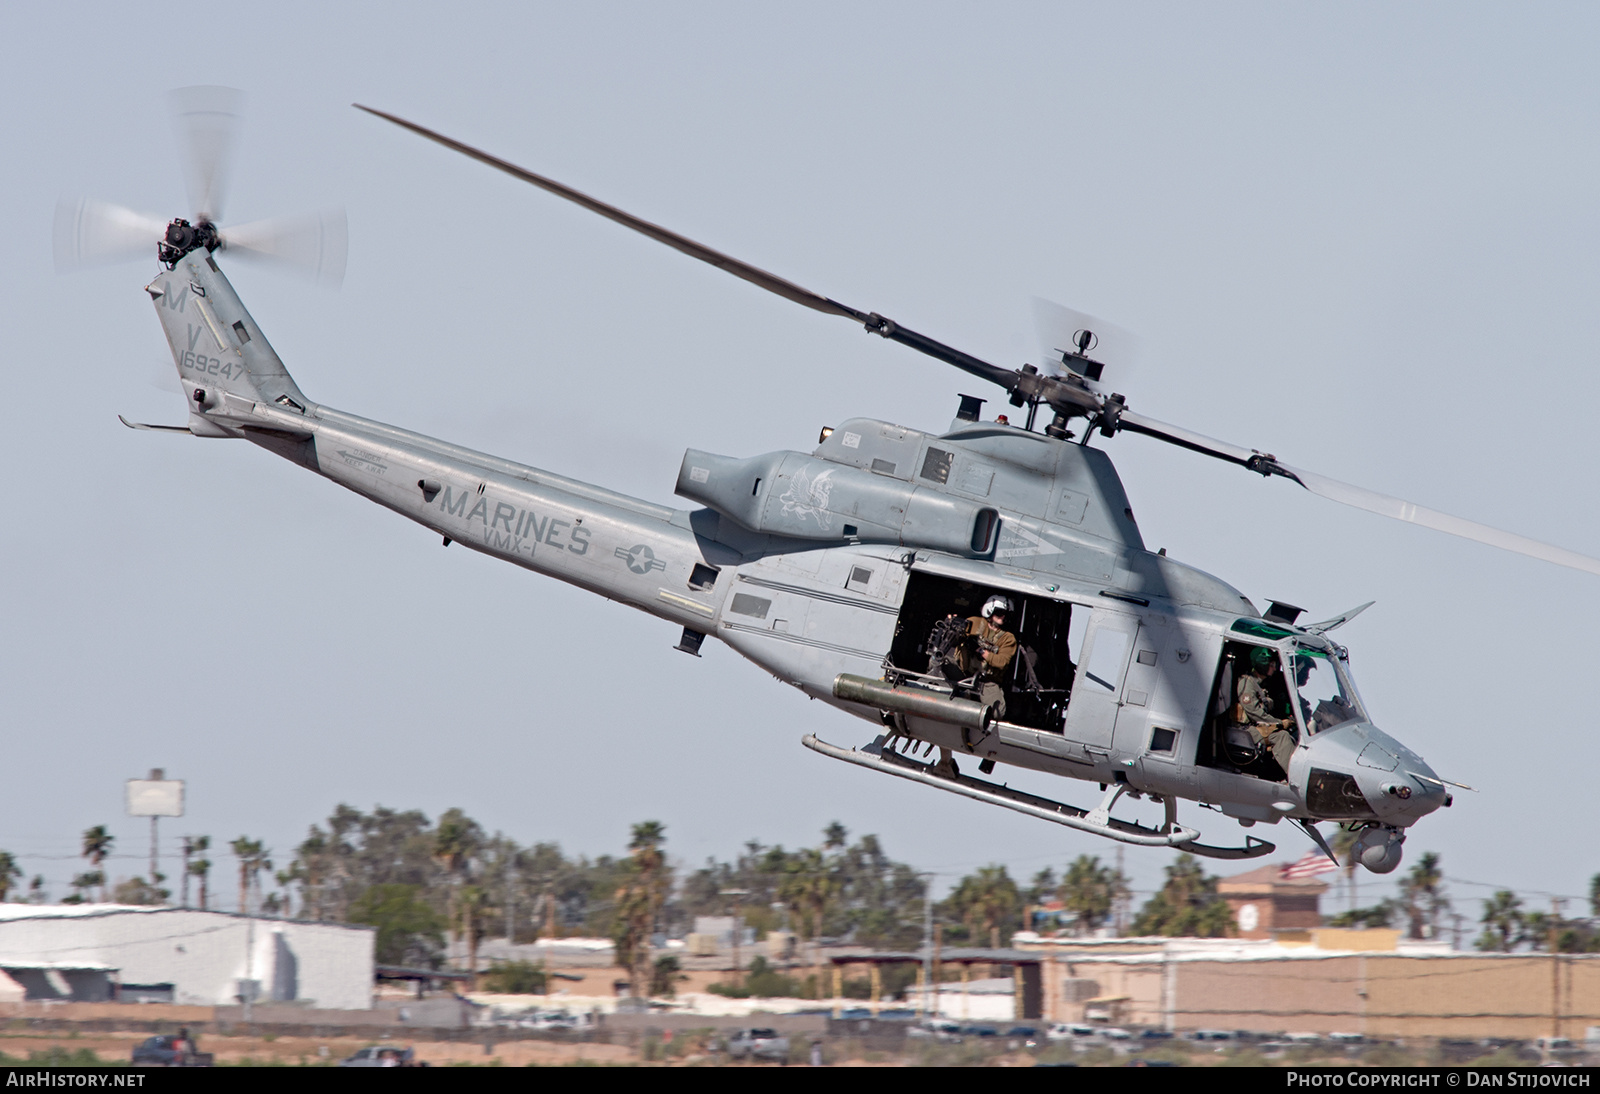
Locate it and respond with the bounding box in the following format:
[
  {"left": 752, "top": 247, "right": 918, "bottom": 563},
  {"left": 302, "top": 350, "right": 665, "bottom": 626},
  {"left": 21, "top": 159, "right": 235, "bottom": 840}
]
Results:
[{"left": 146, "top": 250, "right": 1447, "bottom": 845}]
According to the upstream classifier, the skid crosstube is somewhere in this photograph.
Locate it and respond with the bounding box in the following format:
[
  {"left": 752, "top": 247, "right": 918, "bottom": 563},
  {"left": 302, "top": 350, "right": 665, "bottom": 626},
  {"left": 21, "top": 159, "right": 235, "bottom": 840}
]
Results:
[{"left": 803, "top": 733, "right": 1275, "bottom": 860}]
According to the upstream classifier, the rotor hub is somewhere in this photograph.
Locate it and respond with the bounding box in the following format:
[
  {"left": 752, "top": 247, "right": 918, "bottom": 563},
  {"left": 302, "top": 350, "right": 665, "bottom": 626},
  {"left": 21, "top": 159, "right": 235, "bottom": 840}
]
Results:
[{"left": 158, "top": 218, "right": 220, "bottom": 268}]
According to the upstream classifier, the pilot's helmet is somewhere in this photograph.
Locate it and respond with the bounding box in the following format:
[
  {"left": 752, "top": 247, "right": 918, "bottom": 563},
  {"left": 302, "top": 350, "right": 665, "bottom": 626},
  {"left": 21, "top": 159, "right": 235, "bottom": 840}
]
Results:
[
  {"left": 981, "top": 595, "right": 1012, "bottom": 619},
  {"left": 1248, "top": 645, "right": 1277, "bottom": 671}
]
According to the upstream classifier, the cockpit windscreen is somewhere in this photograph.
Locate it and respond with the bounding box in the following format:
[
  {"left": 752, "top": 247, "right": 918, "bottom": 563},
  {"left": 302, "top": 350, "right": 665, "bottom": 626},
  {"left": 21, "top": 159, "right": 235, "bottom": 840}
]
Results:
[{"left": 1290, "top": 645, "right": 1365, "bottom": 734}]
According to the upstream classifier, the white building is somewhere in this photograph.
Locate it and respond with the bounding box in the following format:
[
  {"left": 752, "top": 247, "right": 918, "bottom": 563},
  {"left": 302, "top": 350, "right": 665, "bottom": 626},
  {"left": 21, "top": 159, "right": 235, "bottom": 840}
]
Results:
[{"left": 0, "top": 905, "right": 374, "bottom": 1010}]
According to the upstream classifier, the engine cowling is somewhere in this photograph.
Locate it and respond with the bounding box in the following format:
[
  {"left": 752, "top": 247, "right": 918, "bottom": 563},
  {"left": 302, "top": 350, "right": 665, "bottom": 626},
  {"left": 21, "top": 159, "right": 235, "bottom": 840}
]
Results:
[{"left": 676, "top": 449, "right": 998, "bottom": 556}]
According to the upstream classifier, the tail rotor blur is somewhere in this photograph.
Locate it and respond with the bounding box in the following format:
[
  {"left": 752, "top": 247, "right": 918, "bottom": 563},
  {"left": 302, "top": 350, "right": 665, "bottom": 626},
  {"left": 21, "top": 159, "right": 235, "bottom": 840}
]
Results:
[{"left": 54, "top": 86, "right": 346, "bottom": 286}]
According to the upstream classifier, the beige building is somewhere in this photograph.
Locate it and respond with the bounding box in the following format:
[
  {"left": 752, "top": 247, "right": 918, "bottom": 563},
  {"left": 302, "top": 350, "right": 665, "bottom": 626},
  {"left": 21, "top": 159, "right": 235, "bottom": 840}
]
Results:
[
  {"left": 1217, "top": 864, "right": 1329, "bottom": 940},
  {"left": 1015, "top": 932, "right": 1600, "bottom": 1039}
]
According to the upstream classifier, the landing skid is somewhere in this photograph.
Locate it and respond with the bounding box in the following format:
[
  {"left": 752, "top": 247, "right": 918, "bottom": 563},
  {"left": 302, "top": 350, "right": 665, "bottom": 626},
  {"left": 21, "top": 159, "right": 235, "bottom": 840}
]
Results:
[{"left": 803, "top": 733, "right": 1275, "bottom": 860}]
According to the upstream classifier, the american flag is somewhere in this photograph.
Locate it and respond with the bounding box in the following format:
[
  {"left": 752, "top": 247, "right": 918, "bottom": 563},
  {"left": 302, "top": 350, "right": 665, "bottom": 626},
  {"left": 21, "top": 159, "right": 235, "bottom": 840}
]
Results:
[{"left": 1281, "top": 849, "right": 1341, "bottom": 879}]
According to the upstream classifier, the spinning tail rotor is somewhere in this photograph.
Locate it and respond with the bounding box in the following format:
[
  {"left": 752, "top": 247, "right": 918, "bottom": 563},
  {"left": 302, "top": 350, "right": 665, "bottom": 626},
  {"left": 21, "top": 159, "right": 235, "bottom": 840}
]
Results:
[{"left": 55, "top": 87, "right": 347, "bottom": 285}]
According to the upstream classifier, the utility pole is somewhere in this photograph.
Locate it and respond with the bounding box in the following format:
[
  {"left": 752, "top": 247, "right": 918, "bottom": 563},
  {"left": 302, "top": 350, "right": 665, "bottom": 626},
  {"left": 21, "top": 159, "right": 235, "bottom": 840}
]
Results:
[
  {"left": 504, "top": 844, "right": 516, "bottom": 951},
  {"left": 1114, "top": 846, "right": 1128, "bottom": 935},
  {"left": 720, "top": 888, "right": 750, "bottom": 989},
  {"left": 1551, "top": 897, "right": 1567, "bottom": 1047},
  {"left": 921, "top": 873, "right": 934, "bottom": 1019}
]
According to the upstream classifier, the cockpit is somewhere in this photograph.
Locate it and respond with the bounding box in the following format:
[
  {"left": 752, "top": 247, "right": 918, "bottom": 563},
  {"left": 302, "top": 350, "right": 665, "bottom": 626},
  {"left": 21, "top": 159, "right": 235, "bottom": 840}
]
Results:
[{"left": 1201, "top": 634, "right": 1368, "bottom": 782}]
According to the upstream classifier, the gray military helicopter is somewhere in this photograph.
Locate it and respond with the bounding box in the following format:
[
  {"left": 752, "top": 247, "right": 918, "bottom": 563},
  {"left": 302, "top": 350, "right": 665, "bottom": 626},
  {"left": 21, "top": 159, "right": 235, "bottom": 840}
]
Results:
[{"left": 64, "top": 92, "right": 1600, "bottom": 876}]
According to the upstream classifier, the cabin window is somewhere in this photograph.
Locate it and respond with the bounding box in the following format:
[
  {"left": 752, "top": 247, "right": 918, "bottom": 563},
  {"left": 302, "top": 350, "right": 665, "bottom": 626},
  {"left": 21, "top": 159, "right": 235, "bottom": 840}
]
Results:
[
  {"left": 920, "top": 447, "right": 953, "bottom": 484},
  {"left": 688, "top": 563, "right": 719, "bottom": 592},
  {"left": 729, "top": 594, "right": 770, "bottom": 620}
]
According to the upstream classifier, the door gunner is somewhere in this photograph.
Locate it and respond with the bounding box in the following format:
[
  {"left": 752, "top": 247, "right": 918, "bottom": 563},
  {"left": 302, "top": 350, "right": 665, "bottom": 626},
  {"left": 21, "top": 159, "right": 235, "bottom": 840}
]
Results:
[{"left": 960, "top": 596, "right": 1018, "bottom": 719}]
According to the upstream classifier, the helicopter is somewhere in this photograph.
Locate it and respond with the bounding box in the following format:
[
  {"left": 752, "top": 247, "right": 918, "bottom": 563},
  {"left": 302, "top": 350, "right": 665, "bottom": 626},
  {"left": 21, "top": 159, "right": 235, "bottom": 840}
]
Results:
[{"left": 60, "top": 92, "right": 1600, "bottom": 877}]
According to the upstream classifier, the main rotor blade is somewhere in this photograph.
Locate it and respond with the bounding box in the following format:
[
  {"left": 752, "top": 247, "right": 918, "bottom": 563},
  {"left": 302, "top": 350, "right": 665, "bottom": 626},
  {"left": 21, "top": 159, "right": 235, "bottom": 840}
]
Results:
[
  {"left": 1118, "top": 409, "right": 1600, "bottom": 578},
  {"left": 170, "top": 85, "right": 244, "bottom": 224},
  {"left": 353, "top": 104, "right": 1021, "bottom": 392},
  {"left": 221, "top": 209, "right": 348, "bottom": 286},
  {"left": 1283, "top": 463, "right": 1600, "bottom": 577},
  {"left": 54, "top": 198, "right": 167, "bottom": 270},
  {"left": 355, "top": 105, "right": 857, "bottom": 319}
]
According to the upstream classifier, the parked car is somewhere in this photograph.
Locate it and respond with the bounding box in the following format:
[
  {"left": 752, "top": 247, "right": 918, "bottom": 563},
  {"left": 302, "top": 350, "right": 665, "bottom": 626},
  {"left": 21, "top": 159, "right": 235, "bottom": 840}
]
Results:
[
  {"left": 725, "top": 1028, "right": 790, "bottom": 1063},
  {"left": 1046, "top": 1022, "right": 1099, "bottom": 1044},
  {"left": 1006, "top": 1025, "right": 1041, "bottom": 1048},
  {"left": 130, "top": 1035, "right": 213, "bottom": 1067},
  {"left": 909, "top": 1018, "right": 963, "bottom": 1044},
  {"left": 339, "top": 1045, "right": 427, "bottom": 1067}
]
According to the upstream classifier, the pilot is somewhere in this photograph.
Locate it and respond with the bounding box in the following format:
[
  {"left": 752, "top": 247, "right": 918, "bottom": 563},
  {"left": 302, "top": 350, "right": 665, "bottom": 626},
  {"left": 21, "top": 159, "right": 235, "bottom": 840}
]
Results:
[
  {"left": 959, "top": 595, "right": 1018, "bottom": 719},
  {"left": 1236, "top": 645, "right": 1297, "bottom": 774}
]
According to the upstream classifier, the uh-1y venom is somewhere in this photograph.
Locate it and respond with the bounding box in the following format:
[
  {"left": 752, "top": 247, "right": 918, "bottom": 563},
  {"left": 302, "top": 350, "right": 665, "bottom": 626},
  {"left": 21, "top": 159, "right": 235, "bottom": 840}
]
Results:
[{"left": 61, "top": 92, "right": 1600, "bottom": 876}]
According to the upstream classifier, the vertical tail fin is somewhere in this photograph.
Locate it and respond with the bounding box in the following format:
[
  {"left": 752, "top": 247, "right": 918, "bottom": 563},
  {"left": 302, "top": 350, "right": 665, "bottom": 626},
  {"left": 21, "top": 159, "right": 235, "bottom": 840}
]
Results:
[{"left": 146, "top": 247, "right": 310, "bottom": 432}]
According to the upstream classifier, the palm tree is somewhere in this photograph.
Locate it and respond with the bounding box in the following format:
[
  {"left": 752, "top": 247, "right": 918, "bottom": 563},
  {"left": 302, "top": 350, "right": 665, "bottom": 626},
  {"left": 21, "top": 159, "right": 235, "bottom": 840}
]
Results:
[
  {"left": 778, "top": 847, "right": 837, "bottom": 997},
  {"left": 945, "top": 864, "right": 1020, "bottom": 949},
  {"left": 189, "top": 856, "right": 212, "bottom": 910},
  {"left": 433, "top": 808, "right": 483, "bottom": 966},
  {"left": 1330, "top": 825, "right": 1361, "bottom": 915},
  {"left": 230, "top": 838, "right": 270, "bottom": 914},
  {"left": 1398, "top": 852, "right": 1449, "bottom": 939},
  {"left": 823, "top": 822, "right": 849, "bottom": 851},
  {"left": 180, "top": 836, "right": 208, "bottom": 908},
  {"left": 1058, "top": 855, "right": 1128, "bottom": 937},
  {"left": 273, "top": 869, "right": 297, "bottom": 919},
  {"left": 69, "top": 872, "right": 103, "bottom": 904},
  {"left": 0, "top": 853, "right": 21, "bottom": 903},
  {"left": 1477, "top": 890, "right": 1525, "bottom": 952},
  {"left": 457, "top": 884, "right": 491, "bottom": 985},
  {"left": 1130, "top": 854, "right": 1235, "bottom": 938},
  {"left": 613, "top": 821, "right": 668, "bottom": 997},
  {"left": 81, "top": 826, "right": 114, "bottom": 903}
]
